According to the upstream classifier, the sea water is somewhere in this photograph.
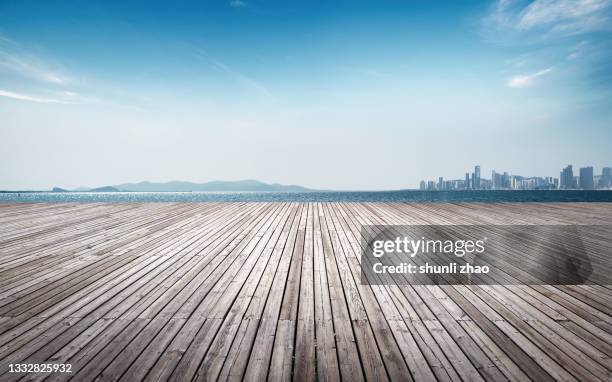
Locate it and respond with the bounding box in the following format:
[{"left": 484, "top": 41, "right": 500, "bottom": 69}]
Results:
[{"left": 1, "top": 190, "right": 611, "bottom": 203}]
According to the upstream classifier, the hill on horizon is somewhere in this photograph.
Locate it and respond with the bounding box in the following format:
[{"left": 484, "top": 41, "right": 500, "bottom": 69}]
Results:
[{"left": 102, "top": 179, "right": 316, "bottom": 192}]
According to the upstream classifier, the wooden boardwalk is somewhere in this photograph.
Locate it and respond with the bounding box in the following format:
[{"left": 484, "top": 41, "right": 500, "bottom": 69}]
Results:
[{"left": 0, "top": 202, "right": 611, "bottom": 382}]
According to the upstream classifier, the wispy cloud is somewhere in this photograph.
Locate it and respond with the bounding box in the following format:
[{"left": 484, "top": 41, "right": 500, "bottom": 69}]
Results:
[
  {"left": 0, "top": 34, "right": 16, "bottom": 45},
  {"left": 212, "top": 60, "right": 272, "bottom": 97},
  {"left": 487, "top": 0, "right": 612, "bottom": 38},
  {"left": 518, "top": 0, "right": 611, "bottom": 33},
  {"left": 505, "top": 54, "right": 530, "bottom": 68},
  {"left": 506, "top": 67, "right": 553, "bottom": 87},
  {"left": 0, "top": 89, "right": 68, "bottom": 103},
  {"left": 0, "top": 36, "right": 100, "bottom": 105},
  {"left": 192, "top": 49, "right": 272, "bottom": 98},
  {"left": 341, "top": 66, "right": 386, "bottom": 77},
  {"left": 486, "top": 2, "right": 611, "bottom": 89},
  {"left": 567, "top": 40, "right": 590, "bottom": 59},
  {"left": 230, "top": 0, "right": 247, "bottom": 8},
  {"left": 0, "top": 50, "right": 70, "bottom": 84}
]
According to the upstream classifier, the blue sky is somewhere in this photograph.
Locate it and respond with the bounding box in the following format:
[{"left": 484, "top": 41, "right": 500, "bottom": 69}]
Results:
[{"left": 1, "top": 0, "right": 611, "bottom": 190}]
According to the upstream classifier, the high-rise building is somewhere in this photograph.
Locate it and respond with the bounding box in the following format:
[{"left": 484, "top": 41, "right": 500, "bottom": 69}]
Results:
[
  {"left": 502, "top": 172, "right": 510, "bottom": 189},
  {"left": 474, "top": 165, "right": 481, "bottom": 189},
  {"left": 465, "top": 173, "right": 470, "bottom": 190},
  {"left": 600, "top": 167, "right": 612, "bottom": 189},
  {"left": 579, "top": 167, "right": 594, "bottom": 189},
  {"left": 419, "top": 181, "right": 426, "bottom": 190},
  {"left": 560, "top": 165, "right": 574, "bottom": 189},
  {"left": 544, "top": 177, "right": 558, "bottom": 189},
  {"left": 438, "top": 177, "right": 444, "bottom": 191},
  {"left": 491, "top": 170, "right": 504, "bottom": 189}
]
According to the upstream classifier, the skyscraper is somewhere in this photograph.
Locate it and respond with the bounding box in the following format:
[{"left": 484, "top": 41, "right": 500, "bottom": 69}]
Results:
[
  {"left": 474, "top": 165, "right": 481, "bottom": 189},
  {"left": 438, "top": 177, "right": 444, "bottom": 191},
  {"left": 502, "top": 172, "right": 510, "bottom": 189},
  {"left": 579, "top": 167, "right": 594, "bottom": 189},
  {"left": 465, "top": 173, "right": 470, "bottom": 190},
  {"left": 491, "top": 170, "right": 504, "bottom": 189},
  {"left": 560, "top": 165, "right": 574, "bottom": 189},
  {"left": 601, "top": 167, "right": 612, "bottom": 188}
]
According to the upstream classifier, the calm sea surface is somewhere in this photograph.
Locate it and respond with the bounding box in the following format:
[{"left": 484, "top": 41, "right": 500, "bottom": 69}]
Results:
[{"left": 1, "top": 190, "right": 611, "bottom": 203}]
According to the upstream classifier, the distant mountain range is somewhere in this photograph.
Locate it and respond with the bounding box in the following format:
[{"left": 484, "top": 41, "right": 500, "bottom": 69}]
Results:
[
  {"left": 53, "top": 180, "right": 316, "bottom": 192},
  {"left": 52, "top": 185, "right": 121, "bottom": 192}
]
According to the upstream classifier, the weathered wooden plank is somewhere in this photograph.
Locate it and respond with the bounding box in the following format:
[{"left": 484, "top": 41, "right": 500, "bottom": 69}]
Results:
[{"left": 0, "top": 202, "right": 609, "bottom": 382}]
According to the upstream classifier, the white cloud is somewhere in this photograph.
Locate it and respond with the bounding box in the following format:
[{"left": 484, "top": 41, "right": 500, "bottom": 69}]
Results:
[
  {"left": 0, "top": 89, "right": 68, "bottom": 103},
  {"left": 0, "top": 37, "right": 99, "bottom": 105},
  {"left": 488, "top": 0, "right": 612, "bottom": 37},
  {"left": 0, "top": 50, "right": 70, "bottom": 84},
  {"left": 230, "top": 0, "right": 247, "bottom": 8},
  {"left": 506, "top": 67, "right": 553, "bottom": 87}
]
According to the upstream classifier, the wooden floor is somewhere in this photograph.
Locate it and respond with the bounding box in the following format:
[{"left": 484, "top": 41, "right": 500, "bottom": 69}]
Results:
[{"left": 0, "top": 202, "right": 611, "bottom": 382}]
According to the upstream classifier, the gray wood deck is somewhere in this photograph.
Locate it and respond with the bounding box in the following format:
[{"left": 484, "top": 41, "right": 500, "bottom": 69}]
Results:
[{"left": 0, "top": 202, "right": 611, "bottom": 381}]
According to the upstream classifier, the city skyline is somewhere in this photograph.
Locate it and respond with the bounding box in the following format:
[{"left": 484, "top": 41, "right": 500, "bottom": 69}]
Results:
[{"left": 420, "top": 164, "right": 612, "bottom": 191}]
